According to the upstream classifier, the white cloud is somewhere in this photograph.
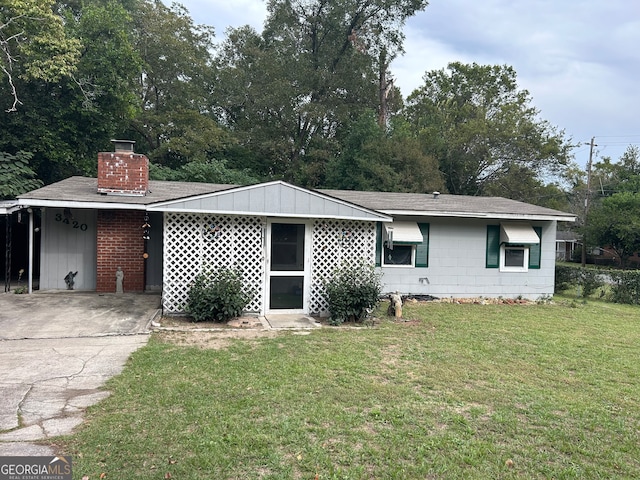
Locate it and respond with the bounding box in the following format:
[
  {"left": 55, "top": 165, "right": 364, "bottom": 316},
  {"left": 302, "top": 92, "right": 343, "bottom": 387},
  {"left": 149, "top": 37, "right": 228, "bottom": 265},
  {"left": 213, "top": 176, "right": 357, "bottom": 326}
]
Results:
[{"left": 176, "top": 0, "right": 267, "bottom": 35}]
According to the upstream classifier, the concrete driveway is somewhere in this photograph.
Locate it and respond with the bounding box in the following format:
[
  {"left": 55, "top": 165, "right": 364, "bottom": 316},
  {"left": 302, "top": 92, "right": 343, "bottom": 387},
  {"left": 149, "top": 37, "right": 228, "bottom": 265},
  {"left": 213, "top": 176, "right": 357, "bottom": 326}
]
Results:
[{"left": 0, "top": 292, "right": 161, "bottom": 456}]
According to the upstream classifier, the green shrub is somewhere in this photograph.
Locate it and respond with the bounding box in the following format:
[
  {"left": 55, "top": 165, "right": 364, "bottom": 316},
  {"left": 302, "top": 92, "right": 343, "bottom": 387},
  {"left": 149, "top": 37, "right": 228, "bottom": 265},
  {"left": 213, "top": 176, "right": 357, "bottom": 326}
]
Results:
[
  {"left": 555, "top": 264, "right": 603, "bottom": 298},
  {"left": 578, "top": 268, "right": 604, "bottom": 297},
  {"left": 555, "top": 265, "right": 577, "bottom": 292},
  {"left": 322, "top": 261, "right": 382, "bottom": 326},
  {"left": 187, "top": 266, "right": 252, "bottom": 322},
  {"left": 609, "top": 270, "right": 640, "bottom": 305}
]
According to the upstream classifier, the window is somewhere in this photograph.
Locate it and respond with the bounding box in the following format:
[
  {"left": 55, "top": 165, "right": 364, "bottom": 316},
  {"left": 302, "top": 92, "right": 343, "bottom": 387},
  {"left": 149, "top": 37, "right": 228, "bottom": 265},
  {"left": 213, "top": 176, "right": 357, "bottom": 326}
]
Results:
[
  {"left": 504, "top": 246, "right": 526, "bottom": 267},
  {"left": 383, "top": 244, "right": 413, "bottom": 266},
  {"left": 376, "top": 222, "right": 429, "bottom": 267},
  {"left": 486, "top": 224, "right": 542, "bottom": 272},
  {"left": 500, "top": 245, "right": 529, "bottom": 272}
]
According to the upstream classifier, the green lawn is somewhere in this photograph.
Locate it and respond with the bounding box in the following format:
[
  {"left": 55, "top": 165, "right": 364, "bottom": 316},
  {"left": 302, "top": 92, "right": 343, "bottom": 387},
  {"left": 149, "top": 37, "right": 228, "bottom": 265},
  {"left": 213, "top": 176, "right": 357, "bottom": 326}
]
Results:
[{"left": 61, "top": 298, "right": 640, "bottom": 479}]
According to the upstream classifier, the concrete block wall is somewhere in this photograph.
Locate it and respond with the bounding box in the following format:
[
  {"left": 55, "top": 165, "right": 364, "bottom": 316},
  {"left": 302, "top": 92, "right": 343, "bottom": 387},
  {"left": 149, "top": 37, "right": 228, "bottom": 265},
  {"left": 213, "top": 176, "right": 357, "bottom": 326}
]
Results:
[
  {"left": 379, "top": 217, "right": 558, "bottom": 300},
  {"left": 96, "top": 210, "right": 145, "bottom": 292}
]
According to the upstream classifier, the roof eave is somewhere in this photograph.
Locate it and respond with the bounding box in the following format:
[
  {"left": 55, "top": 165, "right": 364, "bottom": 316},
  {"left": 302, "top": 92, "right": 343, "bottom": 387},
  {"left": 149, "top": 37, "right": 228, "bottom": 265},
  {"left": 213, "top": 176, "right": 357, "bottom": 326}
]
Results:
[
  {"left": 149, "top": 206, "right": 391, "bottom": 222},
  {"left": 0, "top": 202, "right": 22, "bottom": 214},
  {"left": 16, "top": 198, "right": 394, "bottom": 222},
  {"left": 380, "top": 210, "right": 576, "bottom": 222},
  {"left": 17, "top": 198, "right": 149, "bottom": 210}
]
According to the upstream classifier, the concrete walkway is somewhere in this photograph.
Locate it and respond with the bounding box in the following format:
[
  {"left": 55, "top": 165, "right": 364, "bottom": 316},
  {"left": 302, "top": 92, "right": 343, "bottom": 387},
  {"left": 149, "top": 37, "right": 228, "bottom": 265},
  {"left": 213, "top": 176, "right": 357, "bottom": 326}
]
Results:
[{"left": 0, "top": 292, "right": 161, "bottom": 455}]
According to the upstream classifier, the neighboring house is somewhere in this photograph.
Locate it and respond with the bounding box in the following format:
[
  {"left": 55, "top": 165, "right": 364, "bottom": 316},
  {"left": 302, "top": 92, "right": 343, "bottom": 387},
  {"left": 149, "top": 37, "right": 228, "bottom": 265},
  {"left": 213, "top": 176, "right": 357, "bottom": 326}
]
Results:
[
  {"left": 16, "top": 142, "right": 576, "bottom": 315},
  {"left": 556, "top": 230, "right": 580, "bottom": 261},
  {"left": 554, "top": 230, "right": 640, "bottom": 267}
]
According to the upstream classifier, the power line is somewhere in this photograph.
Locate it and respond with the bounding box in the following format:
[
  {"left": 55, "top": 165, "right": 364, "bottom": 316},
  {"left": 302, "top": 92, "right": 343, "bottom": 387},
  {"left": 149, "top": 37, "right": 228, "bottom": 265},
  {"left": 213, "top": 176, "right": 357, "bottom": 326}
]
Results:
[
  {"left": 594, "top": 134, "right": 640, "bottom": 138},
  {"left": 597, "top": 141, "right": 640, "bottom": 145}
]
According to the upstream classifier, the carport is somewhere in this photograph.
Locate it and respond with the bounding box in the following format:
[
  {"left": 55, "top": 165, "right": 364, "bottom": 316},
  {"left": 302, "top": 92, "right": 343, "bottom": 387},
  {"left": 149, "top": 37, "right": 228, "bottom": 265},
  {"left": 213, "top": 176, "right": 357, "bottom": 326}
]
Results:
[
  {"left": 0, "top": 201, "right": 33, "bottom": 293},
  {"left": 0, "top": 291, "right": 161, "bottom": 339}
]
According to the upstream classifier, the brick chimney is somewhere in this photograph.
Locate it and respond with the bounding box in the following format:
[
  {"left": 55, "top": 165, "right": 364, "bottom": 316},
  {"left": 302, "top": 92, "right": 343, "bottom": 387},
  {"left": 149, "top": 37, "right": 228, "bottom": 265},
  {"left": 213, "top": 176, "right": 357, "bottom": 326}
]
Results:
[{"left": 97, "top": 140, "right": 149, "bottom": 196}]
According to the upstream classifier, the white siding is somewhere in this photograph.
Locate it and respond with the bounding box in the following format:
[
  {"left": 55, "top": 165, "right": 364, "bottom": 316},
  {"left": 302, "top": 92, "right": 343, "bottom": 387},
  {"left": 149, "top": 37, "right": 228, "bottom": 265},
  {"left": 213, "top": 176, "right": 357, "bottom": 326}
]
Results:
[
  {"left": 379, "top": 218, "right": 558, "bottom": 300},
  {"left": 39, "top": 208, "right": 97, "bottom": 290}
]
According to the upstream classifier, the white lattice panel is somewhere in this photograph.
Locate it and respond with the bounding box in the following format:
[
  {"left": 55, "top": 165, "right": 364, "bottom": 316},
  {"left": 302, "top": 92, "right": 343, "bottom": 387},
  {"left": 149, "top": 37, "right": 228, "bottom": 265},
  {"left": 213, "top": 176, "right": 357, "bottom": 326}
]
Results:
[
  {"left": 310, "top": 220, "right": 377, "bottom": 315},
  {"left": 163, "top": 213, "right": 265, "bottom": 313}
]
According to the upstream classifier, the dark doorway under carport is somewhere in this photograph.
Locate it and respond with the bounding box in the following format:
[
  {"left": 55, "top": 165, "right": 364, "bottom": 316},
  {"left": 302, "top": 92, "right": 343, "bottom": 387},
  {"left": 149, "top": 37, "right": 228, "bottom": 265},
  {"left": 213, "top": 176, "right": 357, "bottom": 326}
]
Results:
[{"left": 1, "top": 210, "right": 40, "bottom": 292}]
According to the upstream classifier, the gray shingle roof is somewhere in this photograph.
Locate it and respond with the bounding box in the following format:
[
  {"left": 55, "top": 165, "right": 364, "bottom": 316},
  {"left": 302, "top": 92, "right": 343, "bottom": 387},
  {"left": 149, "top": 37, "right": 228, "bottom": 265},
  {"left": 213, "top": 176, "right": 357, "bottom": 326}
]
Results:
[
  {"left": 18, "top": 176, "right": 575, "bottom": 220},
  {"left": 19, "top": 176, "right": 235, "bottom": 205},
  {"left": 319, "top": 189, "right": 574, "bottom": 219},
  {"left": 556, "top": 230, "right": 579, "bottom": 241}
]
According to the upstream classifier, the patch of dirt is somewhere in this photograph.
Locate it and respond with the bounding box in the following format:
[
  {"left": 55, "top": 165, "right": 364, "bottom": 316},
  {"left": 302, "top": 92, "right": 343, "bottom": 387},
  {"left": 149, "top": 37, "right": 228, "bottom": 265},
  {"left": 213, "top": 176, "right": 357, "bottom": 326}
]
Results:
[
  {"left": 157, "top": 315, "right": 264, "bottom": 330},
  {"left": 153, "top": 315, "right": 279, "bottom": 349},
  {"left": 156, "top": 329, "right": 281, "bottom": 349}
]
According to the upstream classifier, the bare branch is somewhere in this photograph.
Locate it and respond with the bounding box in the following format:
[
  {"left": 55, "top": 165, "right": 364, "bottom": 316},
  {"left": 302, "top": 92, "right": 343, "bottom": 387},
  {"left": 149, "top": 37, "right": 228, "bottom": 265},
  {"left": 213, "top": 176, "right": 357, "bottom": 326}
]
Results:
[{"left": 1, "top": 64, "right": 21, "bottom": 112}]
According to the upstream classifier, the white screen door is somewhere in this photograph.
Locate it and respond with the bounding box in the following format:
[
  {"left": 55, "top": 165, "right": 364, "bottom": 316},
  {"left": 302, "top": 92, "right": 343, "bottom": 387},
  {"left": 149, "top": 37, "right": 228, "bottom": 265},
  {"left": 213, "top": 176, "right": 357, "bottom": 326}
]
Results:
[{"left": 267, "top": 222, "right": 308, "bottom": 311}]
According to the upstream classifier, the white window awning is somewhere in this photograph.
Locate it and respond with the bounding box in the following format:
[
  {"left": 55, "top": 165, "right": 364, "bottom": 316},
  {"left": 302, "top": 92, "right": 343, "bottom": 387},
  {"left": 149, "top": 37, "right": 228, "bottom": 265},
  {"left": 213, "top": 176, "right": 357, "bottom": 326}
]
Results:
[
  {"left": 500, "top": 223, "right": 540, "bottom": 245},
  {"left": 384, "top": 222, "right": 424, "bottom": 245}
]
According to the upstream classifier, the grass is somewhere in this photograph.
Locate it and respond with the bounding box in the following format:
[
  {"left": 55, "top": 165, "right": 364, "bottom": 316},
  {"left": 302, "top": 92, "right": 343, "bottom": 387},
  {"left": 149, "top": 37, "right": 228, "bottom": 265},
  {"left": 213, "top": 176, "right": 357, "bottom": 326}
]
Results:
[{"left": 60, "top": 298, "right": 640, "bottom": 479}]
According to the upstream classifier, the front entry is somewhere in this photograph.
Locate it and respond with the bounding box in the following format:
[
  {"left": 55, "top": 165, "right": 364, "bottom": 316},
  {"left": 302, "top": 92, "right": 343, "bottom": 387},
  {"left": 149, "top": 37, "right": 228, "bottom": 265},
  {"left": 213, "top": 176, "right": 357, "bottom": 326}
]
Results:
[{"left": 266, "top": 221, "right": 310, "bottom": 313}]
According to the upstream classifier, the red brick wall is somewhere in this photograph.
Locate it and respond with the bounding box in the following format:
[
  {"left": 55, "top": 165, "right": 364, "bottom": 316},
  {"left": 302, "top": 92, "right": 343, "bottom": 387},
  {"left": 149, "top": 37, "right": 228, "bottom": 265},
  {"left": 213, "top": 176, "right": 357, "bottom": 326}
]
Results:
[
  {"left": 96, "top": 210, "right": 145, "bottom": 292},
  {"left": 97, "top": 152, "right": 149, "bottom": 195}
]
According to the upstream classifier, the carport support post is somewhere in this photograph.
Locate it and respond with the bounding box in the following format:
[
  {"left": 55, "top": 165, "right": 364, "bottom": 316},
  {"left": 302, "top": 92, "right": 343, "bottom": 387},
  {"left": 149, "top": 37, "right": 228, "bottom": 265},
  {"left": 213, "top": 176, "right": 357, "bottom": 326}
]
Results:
[
  {"left": 28, "top": 208, "right": 33, "bottom": 294},
  {"left": 4, "top": 213, "right": 10, "bottom": 292}
]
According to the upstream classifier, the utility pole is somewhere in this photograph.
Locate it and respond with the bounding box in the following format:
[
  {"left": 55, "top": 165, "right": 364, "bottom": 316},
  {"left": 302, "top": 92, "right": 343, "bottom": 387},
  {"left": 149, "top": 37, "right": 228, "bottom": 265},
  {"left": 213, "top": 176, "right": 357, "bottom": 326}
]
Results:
[{"left": 581, "top": 137, "right": 596, "bottom": 266}]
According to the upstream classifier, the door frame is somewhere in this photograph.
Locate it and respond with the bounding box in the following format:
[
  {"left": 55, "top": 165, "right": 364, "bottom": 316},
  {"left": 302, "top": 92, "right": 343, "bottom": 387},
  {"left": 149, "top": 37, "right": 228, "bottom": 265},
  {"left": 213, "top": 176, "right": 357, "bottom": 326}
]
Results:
[{"left": 264, "top": 218, "right": 313, "bottom": 315}]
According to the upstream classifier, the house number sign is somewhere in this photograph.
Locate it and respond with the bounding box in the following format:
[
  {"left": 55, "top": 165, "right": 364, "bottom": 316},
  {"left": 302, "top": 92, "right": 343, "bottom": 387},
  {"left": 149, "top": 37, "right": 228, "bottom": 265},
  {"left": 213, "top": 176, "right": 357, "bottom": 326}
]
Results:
[{"left": 54, "top": 213, "right": 89, "bottom": 231}]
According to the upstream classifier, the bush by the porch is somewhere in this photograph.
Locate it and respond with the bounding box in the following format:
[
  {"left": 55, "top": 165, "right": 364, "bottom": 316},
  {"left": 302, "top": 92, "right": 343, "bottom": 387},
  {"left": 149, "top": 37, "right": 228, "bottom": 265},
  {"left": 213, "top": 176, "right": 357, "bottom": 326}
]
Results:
[
  {"left": 322, "top": 261, "right": 382, "bottom": 325},
  {"left": 187, "top": 266, "right": 252, "bottom": 322}
]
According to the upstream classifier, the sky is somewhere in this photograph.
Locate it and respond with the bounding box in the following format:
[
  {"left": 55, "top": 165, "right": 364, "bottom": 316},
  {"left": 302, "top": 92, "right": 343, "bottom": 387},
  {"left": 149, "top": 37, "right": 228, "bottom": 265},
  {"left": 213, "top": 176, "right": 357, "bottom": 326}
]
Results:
[{"left": 176, "top": 0, "right": 640, "bottom": 168}]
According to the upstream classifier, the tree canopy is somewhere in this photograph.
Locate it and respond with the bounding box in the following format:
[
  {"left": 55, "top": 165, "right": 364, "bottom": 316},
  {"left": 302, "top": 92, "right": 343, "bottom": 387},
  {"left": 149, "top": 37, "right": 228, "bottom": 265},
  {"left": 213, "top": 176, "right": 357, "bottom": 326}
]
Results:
[
  {"left": 0, "top": 0, "right": 141, "bottom": 183},
  {"left": 0, "top": 150, "right": 42, "bottom": 198},
  {"left": 577, "top": 146, "right": 640, "bottom": 266},
  {"left": 591, "top": 146, "right": 640, "bottom": 197},
  {"left": 1, "top": 0, "right": 588, "bottom": 212},
  {"left": 587, "top": 191, "right": 640, "bottom": 267},
  {"left": 405, "top": 62, "right": 572, "bottom": 198},
  {"left": 215, "top": 0, "right": 429, "bottom": 185},
  {"left": 1, "top": 0, "right": 81, "bottom": 111},
  {"left": 325, "top": 110, "right": 444, "bottom": 193}
]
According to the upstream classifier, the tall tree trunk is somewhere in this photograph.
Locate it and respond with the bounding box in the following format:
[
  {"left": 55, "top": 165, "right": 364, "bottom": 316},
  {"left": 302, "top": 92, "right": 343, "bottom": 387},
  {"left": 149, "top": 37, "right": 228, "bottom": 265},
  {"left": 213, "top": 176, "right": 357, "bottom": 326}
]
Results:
[{"left": 377, "top": 49, "right": 392, "bottom": 128}]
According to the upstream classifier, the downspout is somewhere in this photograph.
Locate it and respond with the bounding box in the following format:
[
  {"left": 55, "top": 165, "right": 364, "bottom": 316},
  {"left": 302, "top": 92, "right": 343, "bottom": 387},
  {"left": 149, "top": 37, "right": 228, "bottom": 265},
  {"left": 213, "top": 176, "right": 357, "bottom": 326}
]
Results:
[{"left": 28, "top": 208, "right": 33, "bottom": 294}]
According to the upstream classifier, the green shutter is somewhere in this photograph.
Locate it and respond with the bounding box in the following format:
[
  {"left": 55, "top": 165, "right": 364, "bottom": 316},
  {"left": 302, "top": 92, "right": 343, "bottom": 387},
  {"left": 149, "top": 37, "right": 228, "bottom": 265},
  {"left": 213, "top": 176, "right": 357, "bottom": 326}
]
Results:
[
  {"left": 415, "top": 223, "right": 430, "bottom": 267},
  {"left": 528, "top": 226, "right": 542, "bottom": 269},
  {"left": 375, "top": 223, "right": 382, "bottom": 267},
  {"left": 486, "top": 225, "right": 500, "bottom": 268}
]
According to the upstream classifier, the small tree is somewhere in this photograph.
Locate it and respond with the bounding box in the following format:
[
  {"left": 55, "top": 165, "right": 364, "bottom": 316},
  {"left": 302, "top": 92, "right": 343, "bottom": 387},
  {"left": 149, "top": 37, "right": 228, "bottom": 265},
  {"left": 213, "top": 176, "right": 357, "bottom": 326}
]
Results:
[
  {"left": 322, "top": 261, "right": 382, "bottom": 326},
  {"left": 587, "top": 192, "right": 640, "bottom": 268},
  {"left": 186, "top": 266, "right": 252, "bottom": 322}
]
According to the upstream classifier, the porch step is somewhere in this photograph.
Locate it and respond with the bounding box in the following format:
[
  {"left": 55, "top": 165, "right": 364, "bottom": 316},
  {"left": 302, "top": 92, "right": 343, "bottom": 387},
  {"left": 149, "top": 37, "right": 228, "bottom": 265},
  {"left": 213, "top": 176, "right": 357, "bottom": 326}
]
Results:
[{"left": 265, "top": 314, "right": 321, "bottom": 329}]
